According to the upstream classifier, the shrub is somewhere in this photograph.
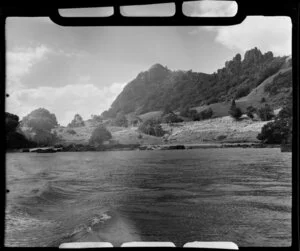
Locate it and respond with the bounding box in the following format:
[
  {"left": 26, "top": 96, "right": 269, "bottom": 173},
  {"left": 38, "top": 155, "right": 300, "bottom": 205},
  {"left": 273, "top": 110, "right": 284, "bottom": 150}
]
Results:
[
  {"left": 68, "top": 114, "right": 85, "bottom": 127},
  {"left": 67, "top": 129, "right": 77, "bottom": 135},
  {"left": 89, "top": 125, "right": 112, "bottom": 146},
  {"left": 6, "top": 112, "right": 19, "bottom": 133},
  {"left": 257, "top": 104, "right": 274, "bottom": 121},
  {"left": 206, "top": 97, "right": 219, "bottom": 105},
  {"left": 21, "top": 108, "right": 58, "bottom": 132},
  {"left": 246, "top": 106, "right": 256, "bottom": 119},
  {"left": 138, "top": 119, "right": 165, "bottom": 137},
  {"left": 261, "top": 97, "right": 266, "bottom": 103},
  {"left": 190, "top": 109, "right": 201, "bottom": 121},
  {"left": 162, "top": 113, "right": 183, "bottom": 124},
  {"left": 257, "top": 118, "right": 291, "bottom": 144},
  {"left": 179, "top": 107, "right": 199, "bottom": 120},
  {"left": 228, "top": 100, "right": 242, "bottom": 120},
  {"left": 112, "top": 113, "right": 128, "bottom": 127},
  {"left": 179, "top": 106, "right": 190, "bottom": 117},
  {"left": 91, "top": 114, "right": 103, "bottom": 123},
  {"left": 278, "top": 99, "right": 292, "bottom": 119},
  {"left": 198, "top": 108, "right": 213, "bottom": 120},
  {"left": 235, "top": 86, "right": 250, "bottom": 99}
]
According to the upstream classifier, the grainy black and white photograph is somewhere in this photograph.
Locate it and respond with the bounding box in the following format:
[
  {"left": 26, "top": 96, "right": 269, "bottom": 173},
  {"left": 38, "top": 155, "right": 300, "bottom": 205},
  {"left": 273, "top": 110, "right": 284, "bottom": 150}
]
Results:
[{"left": 5, "top": 1, "right": 292, "bottom": 248}]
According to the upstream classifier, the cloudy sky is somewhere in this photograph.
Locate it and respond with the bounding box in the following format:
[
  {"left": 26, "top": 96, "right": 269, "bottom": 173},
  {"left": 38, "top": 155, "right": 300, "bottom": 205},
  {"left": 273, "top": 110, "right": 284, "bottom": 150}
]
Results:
[{"left": 5, "top": 2, "right": 291, "bottom": 126}]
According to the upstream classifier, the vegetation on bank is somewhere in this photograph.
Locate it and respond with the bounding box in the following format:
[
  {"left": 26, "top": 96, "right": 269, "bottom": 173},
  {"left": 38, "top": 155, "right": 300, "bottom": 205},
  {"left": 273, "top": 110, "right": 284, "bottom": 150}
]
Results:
[
  {"left": 89, "top": 125, "right": 112, "bottom": 146},
  {"left": 6, "top": 112, "right": 36, "bottom": 149},
  {"left": 257, "top": 98, "right": 292, "bottom": 144},
  {"left": 20, "top": 108, "right": 58, "bottom": 146},
  {"left": 138, "top": 118, "right": 165, "bottom": 137}
]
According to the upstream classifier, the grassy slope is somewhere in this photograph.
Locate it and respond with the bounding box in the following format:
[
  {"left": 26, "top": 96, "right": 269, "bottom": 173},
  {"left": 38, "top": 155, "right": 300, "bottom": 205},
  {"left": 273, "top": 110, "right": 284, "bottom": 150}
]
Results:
[
  {"left": 190, "top": 66, "right": 292, "bottom": 118},
  {"left": 54, "top": 115, "right": 268, "bottom": 146}
]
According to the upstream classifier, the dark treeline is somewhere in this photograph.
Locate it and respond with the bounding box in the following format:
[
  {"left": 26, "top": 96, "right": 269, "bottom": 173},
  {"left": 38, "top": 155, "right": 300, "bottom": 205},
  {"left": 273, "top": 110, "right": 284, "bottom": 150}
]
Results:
[{"left": 6, "top": 112, "right": 36, "bottom": 149}]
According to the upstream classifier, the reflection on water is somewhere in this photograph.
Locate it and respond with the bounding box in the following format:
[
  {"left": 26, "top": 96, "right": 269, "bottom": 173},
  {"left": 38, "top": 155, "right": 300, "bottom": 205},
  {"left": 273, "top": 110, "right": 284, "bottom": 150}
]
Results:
[{"left": 5, "top": 148, "right": 291, "bottom": 247}]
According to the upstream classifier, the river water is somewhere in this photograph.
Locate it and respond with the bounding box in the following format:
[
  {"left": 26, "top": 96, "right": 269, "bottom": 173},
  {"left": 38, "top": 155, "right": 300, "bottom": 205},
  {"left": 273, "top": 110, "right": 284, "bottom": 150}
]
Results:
[{"left": 5, "top": 148, "right": 291, "bottom": 247}]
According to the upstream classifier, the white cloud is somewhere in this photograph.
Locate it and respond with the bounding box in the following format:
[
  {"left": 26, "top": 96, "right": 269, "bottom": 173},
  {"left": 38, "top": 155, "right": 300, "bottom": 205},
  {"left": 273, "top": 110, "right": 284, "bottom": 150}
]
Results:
[
  {"left": 6, "top": 45, "right": 52, "bottom": 94},
  {"left": 194, "top": 16, "right": 292, "bottom": 56},
  {"left": 7, "top": 45, "right": 51, "bottom": 80},
  {"left": 6, "top": 81, "right": 127, "bottom": 126}
]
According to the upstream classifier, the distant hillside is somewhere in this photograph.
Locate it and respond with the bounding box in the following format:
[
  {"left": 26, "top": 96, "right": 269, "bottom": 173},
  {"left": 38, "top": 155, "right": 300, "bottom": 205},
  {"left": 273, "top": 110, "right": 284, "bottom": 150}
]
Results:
[{"left": 102, "top": 47, "right": 291, "bottom": 118}]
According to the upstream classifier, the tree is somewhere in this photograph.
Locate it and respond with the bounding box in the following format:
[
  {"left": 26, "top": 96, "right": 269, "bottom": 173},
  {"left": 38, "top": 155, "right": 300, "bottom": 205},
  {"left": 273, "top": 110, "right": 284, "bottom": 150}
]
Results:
[
  {"left": 198, "top": 108, "right": 213, "bottom": 120},
  {"left": 246, "top": 106, "right": 256, "bottom": 119},
  {"left": 257, "top": 101, "right": 292, "bottom": 144},
  {"left": 68, "top": 114, "right": 85, "bottom": 127},
  {"left": 162, "top": 113, "right": 183, "bottom": 124},
  {"left": 257, "top": 104, "right": 274, "bottom": 121},
  {"left": 6, "top": 112, "right": 19, "bottom": 133},
  {"left": 235, "top": 86, "right": 250, "bottom": 99},
  {"left": 138, "top": 119, "right": 165, "bottom": 137},
  {"left": 261, "top": 97, "right": 266, "bottom": 103},
  {"left": 20, "top": 108, "right": 59, "bottom": 146},
  {"left": 257, "top": 119, "right": 291, "bottom": 144},
  {"left": 6, "top": 112, "right": 36, "bottom": 149},
  {"left": 113, "top": 113, "right": 128, "bottom": 127},
  {"left": 228, "top": 99, "right": 242, "bottom": 120},
  {"left": 22, "top": 108, "right": 58, "bottom": 131},
  {"left": 89, "top": 125, "right": 112, "bottom": 146},
  {"left": 91, "top": 114, "right": 103, "bottom": 123}
]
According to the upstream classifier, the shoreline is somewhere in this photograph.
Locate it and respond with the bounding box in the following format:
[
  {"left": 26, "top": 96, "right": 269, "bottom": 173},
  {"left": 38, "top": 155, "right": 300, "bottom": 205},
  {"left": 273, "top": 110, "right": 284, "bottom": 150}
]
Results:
[{"left": 6, "top": 142, "right": 287, "bottom": 153}]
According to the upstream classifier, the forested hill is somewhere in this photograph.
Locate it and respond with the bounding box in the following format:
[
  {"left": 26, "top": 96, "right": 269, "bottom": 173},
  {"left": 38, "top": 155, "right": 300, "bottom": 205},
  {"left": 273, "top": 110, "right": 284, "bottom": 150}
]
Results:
[{"left": 102, "top": 47, "right": 291, "bottom": 118}]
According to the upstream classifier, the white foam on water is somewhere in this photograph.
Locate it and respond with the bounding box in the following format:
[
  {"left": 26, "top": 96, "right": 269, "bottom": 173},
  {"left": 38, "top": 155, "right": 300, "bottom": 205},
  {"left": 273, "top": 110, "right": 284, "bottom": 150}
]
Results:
[
  {"left": 100, "top": 213, "right": 111, "bottom": 221},
  {"left": 91, "top": 212, "right": 112, "bottom": 226}
]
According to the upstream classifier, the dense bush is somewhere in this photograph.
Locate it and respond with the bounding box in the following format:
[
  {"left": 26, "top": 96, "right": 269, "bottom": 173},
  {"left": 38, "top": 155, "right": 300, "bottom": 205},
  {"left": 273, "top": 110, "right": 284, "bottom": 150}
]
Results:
[
  {"left": 179, "top": 107, "right": 213, "bottom": 121},
  {"left": 257, "top": 104, "right": 274, "bottom": 121},
  {"left": 112, "top": 113, "right": 128, "bottom": 127},
  {"left": 6, "top": 112, "right": 19, "bottom": 133},
  {"left": 67, "top": 129, "right": 77, "bottom": 135},
  {"left": 257, "top": 118, "right": 292, "bottom": 144},
  {"left": 235, "top": 86, "right": 250, "bottom": 99},
  {"left": 6, "top": 112, "right": 36, "bottom": 149},
  {"left": 68, "top": 114, "right": 85, "bottom": 127},
  {"left": 198, "top": 108, "right": 213, "bottom": 120},
  {"left": 228, "top": 100, "right": 242, "bottom": 120},
  {"left": 138, "top": 119, "right": 165, "bottom": 137},
  {"left": 206, "top": 97, "right": 219, "bottom": 105},
  {"left": 22, "top": 108, "right": 58, "bottom": 131},
  {"left": 89, "top": 125, "right": 112, "bottom": 146},
  {"left": 246, "top": 106, "right": 256, "bottom": 119},
  {"left": 257, "top": 98, "right": 292, "bottom": 144},
  {"left": 91, "top": 114, "right": 103, "bottom": 123},
  {"left": 20, "top": 108, "right": 59, "bottom": 146},
  {"left": 162, "top": 113, "right": 183, "bottom": 124}
]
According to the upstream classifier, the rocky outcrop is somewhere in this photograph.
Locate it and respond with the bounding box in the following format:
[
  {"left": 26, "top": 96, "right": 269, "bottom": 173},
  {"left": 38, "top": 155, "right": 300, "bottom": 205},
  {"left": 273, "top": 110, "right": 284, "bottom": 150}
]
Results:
[{"left": 102, "top": 47, "right": 288, "bottom": 118}]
